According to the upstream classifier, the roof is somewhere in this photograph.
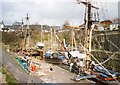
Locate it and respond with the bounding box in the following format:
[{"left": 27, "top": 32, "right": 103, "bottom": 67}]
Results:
[
  {"left": 111, "top": 18, "right": 120, "bottom": 24},
  {"left": 100, "top": 20, "right": 112, "bottom": 25}
]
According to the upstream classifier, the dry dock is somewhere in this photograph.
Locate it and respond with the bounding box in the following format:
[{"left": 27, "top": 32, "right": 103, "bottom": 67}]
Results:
[{"left": 31, "top": 58, "right": 95, "bottom": 84}]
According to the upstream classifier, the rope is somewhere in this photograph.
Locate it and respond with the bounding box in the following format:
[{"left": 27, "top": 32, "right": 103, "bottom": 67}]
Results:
[
  {"left": 90, "top": 53, "right": 120, "bottom": 85},
  {"left": 94, "top": 37, "right": 112, "bottom": 58},
  {"left": 107, "top": 39, "right": 119, "bottom": 50},
  {"left": 78, "top": 39, "right": 120, "bottom": 84},
  {"left": 93, "top": 35, "right": 120, "bottom": 65},
  {"left": 58, "top": 0, "right": 120, "bottom": 84},
  {"left": 95, "top": 52, "right": 116, "bottom": 65},
  {"left": 100, "top": 1, "right": 106, "bottom": 20}
]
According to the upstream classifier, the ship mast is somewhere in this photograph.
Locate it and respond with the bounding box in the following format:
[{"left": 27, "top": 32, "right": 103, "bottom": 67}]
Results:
[
  {"left": 77, "top": 0, "right": 99, "bottom": 70},
  {"left": 25, "top": 14, "right": 30, "bottom": 51},
  {"left": 21, "top": 19, "right": 24, "bottom": 51},
  {"left": 85, "top": 0, "right": 92, "bottom": 70},
  {"left": 41, "top": 25, "right": 43, "bottom": 43}
]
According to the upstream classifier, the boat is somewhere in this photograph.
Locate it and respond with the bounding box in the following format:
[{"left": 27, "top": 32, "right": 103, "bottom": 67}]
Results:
[{"left": 67, "top": 0, "right": 120, "bottom": 84}]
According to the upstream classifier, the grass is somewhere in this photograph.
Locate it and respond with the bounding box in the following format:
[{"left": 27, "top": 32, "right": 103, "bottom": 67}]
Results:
[
  {"left": 0, "top": 45, "right": 28, "bottom": 84},
  {"left": 2, "top": 65, "right": 18, "bottom": 85}
]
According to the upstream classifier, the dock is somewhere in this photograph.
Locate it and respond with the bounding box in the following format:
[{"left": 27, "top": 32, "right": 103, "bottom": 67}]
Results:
[{"left": 30, "top": 58, "right": 95, "bottom": 83}]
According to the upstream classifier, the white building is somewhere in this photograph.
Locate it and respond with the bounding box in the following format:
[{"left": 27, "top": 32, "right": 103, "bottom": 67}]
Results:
[
  {"left": 0, "top": 21, "right": 4, "bottom": 31},
  {"left": 2, "top": 26, "right": 15, "bottom": 32},
  {"left": 110, "top": 19, "right": 120, "bottom": 30},
  {"left": 7, "top": 28, "right": 15, "bottom": 32},
  {"left": 110, "top": 23, "right": 118, "bottom": 30}
]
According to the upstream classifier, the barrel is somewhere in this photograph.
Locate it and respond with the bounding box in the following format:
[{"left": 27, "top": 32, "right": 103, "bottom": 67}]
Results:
[
  {"left": 31, "top": 65, "right": 36, "bottom": 71},
  {"left": 45, "top": 53, "right": 51, "bottom": 58}
]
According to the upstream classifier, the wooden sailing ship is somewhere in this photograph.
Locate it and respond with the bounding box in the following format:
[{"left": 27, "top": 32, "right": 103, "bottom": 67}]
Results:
[{"left": 67, "top": 0, "right": 120, "bottom": 84}]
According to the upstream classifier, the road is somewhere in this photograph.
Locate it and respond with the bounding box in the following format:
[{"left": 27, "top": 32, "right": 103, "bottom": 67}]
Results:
[{"left": 1, "top": 48, "right": 42, "bottom": 83}]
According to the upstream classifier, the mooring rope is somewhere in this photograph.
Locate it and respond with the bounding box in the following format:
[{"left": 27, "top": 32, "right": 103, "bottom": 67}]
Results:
[{"left": 78, "top": 40, "right": 120, "bottom": 84}]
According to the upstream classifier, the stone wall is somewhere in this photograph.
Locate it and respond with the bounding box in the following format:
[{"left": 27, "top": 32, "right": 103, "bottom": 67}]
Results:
[
  {"left": 91, "top": 30, "right": 120, "bottom": 71},
  {"left": 92, "top": 30, "right": 119, "bottom": 52},
  {"left": 76, "top": 29, "right": 120, "bottom": 71}
]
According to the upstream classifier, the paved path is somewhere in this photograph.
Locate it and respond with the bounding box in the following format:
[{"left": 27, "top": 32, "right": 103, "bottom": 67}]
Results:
[
  {"left": 32, "top": 59, "right": 95, "bottom": 83},
  {"left": 1, "top": 48, "right": 42, "bottom": 83},
  {"left": 1, "top": 48, "right": 95, "bottom": 84}
]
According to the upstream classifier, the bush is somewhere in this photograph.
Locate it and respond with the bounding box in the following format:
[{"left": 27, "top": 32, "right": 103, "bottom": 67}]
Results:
[{"left": 2, "top": 32, "right": 20, "bottom": 50}]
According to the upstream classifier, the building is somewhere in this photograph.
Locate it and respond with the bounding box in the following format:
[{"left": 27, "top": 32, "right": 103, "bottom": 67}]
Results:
[
  {"left": 5, "top": 25, "right": 15, "bottom": 32},
  {"left": 0, "top": 21, "right": 5, "bottom": 31},
  {"left": 2, "top": 25, "right": 15, "bottom": 32},
  {"left": 0, "top": 21, "right": 15, "bottom": 32},
  {"left": 110, "top": 19, "right": 120, "bottom": 30}
]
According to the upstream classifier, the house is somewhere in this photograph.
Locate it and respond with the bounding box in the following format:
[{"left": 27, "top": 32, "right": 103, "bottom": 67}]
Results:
[
  {"left": 0, "top": 21, "right": 15, "bottom": 32},
  {"left": 2, "top": 25, "right": 15, "bottom": 32},
  {"left": 110, "top": 19, "right": 120, "bottom": 30},
  {"left": 100, "top": 20, "right": 112, "bottom": 30},
  {"left": 2, "top": 28, "right": 9, "bottom": 32},
  {"left": 9, "top": 28, "right": 15, "bottom": 32},
  {"left": 0, "top": 21, "right": 5, "bottom": 31}
]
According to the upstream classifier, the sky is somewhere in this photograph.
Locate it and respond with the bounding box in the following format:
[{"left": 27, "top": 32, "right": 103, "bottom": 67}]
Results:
[{"left": 1, "top": 0, "right": 119, "bottom": 26}]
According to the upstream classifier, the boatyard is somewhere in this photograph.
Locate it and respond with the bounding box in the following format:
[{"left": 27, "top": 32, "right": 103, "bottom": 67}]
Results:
[{"left": 1, "top": 0, "right": 120, "bottom": 85}]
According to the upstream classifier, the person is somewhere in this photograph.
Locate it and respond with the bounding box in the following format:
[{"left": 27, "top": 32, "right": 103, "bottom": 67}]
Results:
[
  {"left": 90, "top": 61, "right": 95, "bottom": 71},
  {"left": 79, "top": 59, "right": 84, "bottom": 73},
  {"left": 70, "top": 63, "right": 73, "bottom": 72},
  {"left": 50, "top": 53, "right": 54, "bottom": 59},
  {"left": 50, "top": 66, "right": 53, "bottom": 71},
  {"left": 67, "top": 52, "right": 72, "bottom": 59}
]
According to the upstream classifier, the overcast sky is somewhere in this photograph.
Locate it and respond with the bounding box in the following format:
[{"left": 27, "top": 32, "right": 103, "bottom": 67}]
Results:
[{"left": 1, "top": 0, "right": 119, "bottom": 26}]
